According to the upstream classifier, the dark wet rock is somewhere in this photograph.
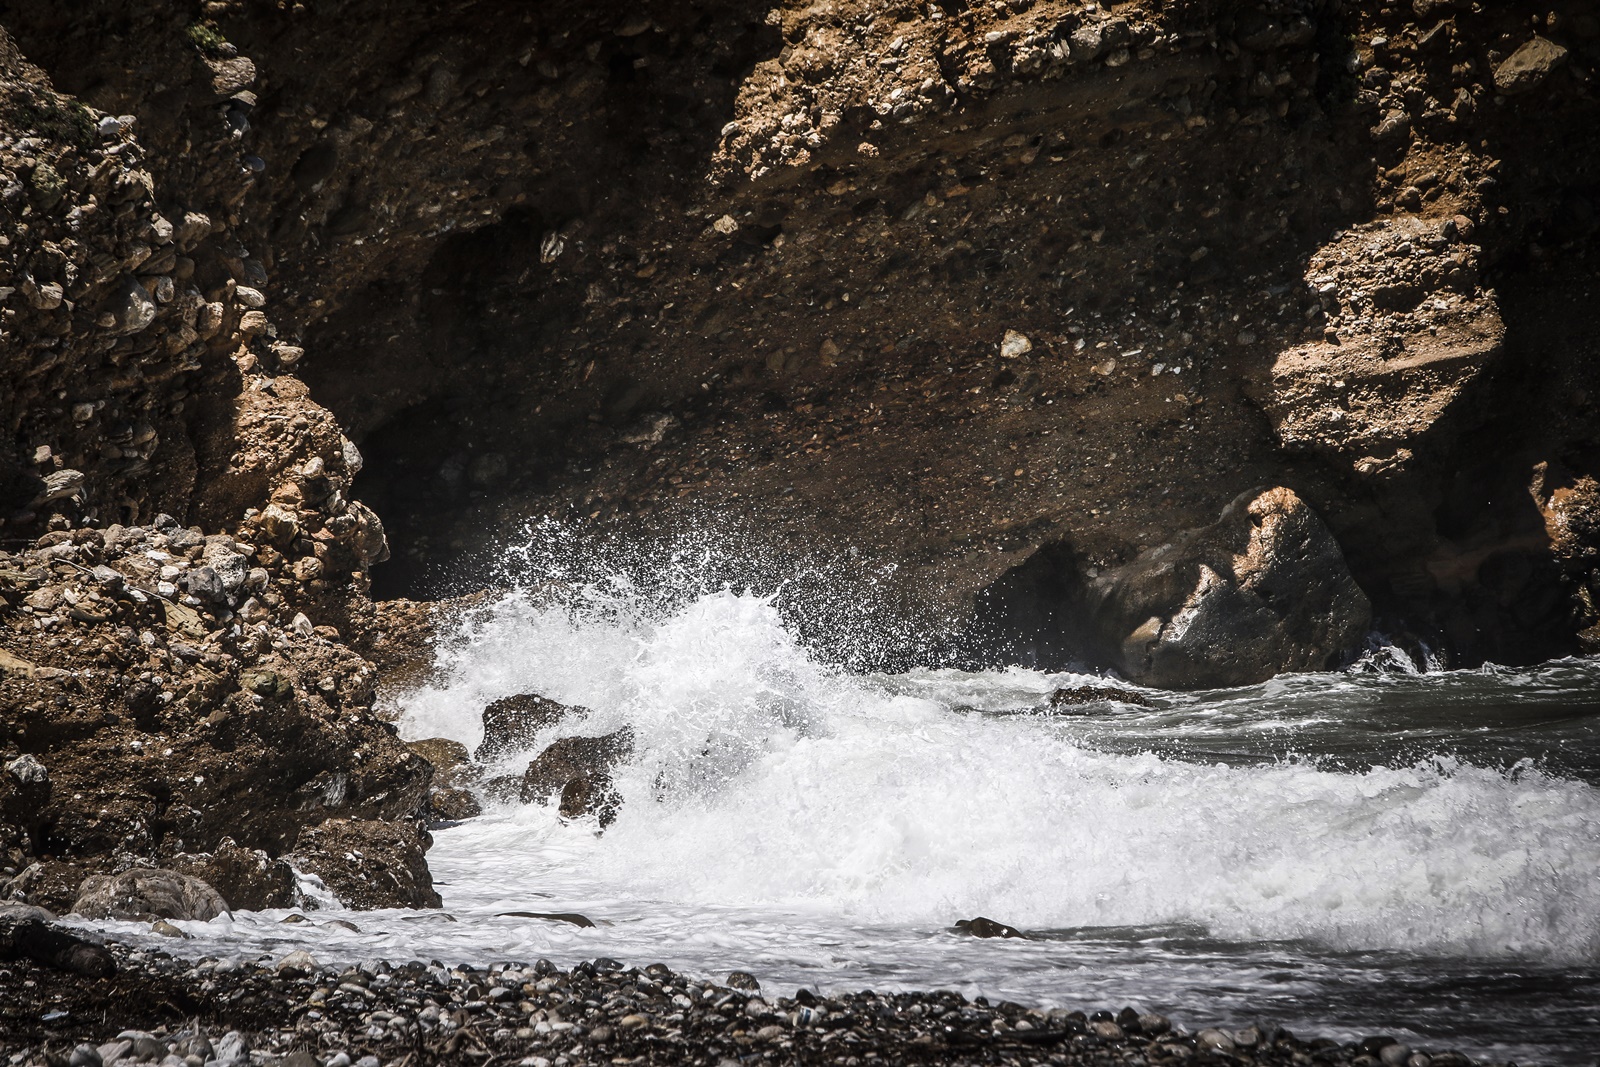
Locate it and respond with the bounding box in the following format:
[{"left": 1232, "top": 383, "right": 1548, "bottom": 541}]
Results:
[
  {"left": 520, "top": 728, "right": 634, "bottom": 827},
  {"left": 477, "top": 693, "right": 578, "bottom": 762},
  {"left": 287, "top": 817, "right": 442, "bottom": 909},
  {"left": 72, "top": 869, "right": 230, "bottom": 922},
  {"left": 727, "top": 970, "right": 761, "bottom": 991},
  {"left": 1083, "top": 487, "right": 1371, "bottom": 689},
  {"left": 168, "top": 839, "right": 298, "bottom": 911},
  {"left": 406, "top": 737, "right": 474, "bottom": 786},
  {"left": 953, "top": 916, "right": 1028, "bottom": 938},
  {"left": 1047, "top": 685, "right": 1153, "bottom": 709},
  {"left": 407, "top": 737, "right": 484, "bottom": 822},
  {"left": 0, "top": 918, "right": 114, "bottom": 977},
  {"left": 497, "top": 910, "right": 596, "bottom": 927},
  {"left": 426, "top": 785, "right": 483, "bottom": 822}
]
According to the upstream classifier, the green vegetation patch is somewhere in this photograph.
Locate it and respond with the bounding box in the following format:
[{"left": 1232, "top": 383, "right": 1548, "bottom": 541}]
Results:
[
  {"left": 185, "top": 20, "right": 230, "bottom": 58},
  {"left": 5, "top": 91, "right": 95, "bottom": 149}
]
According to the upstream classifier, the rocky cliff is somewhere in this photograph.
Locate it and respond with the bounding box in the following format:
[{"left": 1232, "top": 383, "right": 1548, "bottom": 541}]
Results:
[{"left": 2, "top": 0, "right": 1599, "bottom": 884}]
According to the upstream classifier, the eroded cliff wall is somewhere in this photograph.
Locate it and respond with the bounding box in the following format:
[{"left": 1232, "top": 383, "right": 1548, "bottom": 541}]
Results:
[{"left": 3, "top": 0, "right": 1599, "bottom": 681}]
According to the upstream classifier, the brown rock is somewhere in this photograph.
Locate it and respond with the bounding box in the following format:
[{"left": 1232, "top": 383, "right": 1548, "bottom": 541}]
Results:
[
  {"left": 287, "top": 817, "right": 441, "bottom": 909},
  {"left": 1085, "top": 488, "right": 1371, "bottom": 689},
  {"left": 1047, "top": 685, "right": 1153, "bottom": 709},
  {"left": 72, "top": 869, "right": 230, "bottom": 922},
  {"left": 407, "top": 737, "right": 474, "bottom": 786},
  {"left": 477, "top": 693, "right": 577, "bottom": 762}
]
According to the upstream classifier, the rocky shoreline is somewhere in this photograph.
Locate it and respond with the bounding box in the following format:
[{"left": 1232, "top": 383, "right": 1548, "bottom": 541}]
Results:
[{"left": 0, "top": 920, "right": 1490, "bottom": 1067}]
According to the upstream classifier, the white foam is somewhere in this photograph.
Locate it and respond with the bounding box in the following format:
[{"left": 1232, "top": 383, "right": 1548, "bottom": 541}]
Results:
[{"left": 399, "top": 587, "right": 1600, "bottom": 964}]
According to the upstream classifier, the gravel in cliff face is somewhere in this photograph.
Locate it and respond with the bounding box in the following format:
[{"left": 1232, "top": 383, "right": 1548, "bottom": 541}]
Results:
[
  {"left": 0, "top": 932, "right": 1502, "bottom": 1067},
  {"left": 0, "top": 517, "right": 433, "bottom": 907}
]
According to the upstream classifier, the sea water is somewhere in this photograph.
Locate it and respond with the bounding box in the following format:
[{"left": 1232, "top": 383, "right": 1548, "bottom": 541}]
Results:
[{"left": 78, "top": 579, "right": 1600, "bottom": 1065}]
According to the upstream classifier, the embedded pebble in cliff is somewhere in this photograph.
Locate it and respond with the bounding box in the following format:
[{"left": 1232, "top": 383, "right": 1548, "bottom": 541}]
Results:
[
  {"left": 999, "top": 330, "right": 1033, "bottom": 358},
  {"left": 1493, "top": 37, "right": 1569, "bottom": 94},
  {"left": 103, "top": 276, "right": 158, "bottom": 335}
]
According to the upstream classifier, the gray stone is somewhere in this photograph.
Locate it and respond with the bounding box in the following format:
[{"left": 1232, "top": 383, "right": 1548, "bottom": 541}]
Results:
[
  {"left": 1084, "top": 487, "right": 1371, "bottom": 689},
  {"left": 72, "top": 869, "right": 230, "bottom": 922},
  {"left": 105, "top": 276, "right": 158, "bottom": 335},
  {"left": 5, "top": 754, "right": 48, "bottom": 786}
]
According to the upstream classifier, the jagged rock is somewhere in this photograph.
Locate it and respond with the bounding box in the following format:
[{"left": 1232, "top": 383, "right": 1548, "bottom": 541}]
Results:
[
  {"left": 287, "top": 817, "right": 441, "bottom": 909},
  {"left": 476, "top": 693, "right": 577, "bottom": 762},
  {"left": 72, "top": 869, "right": 230, "bottom": 922},
  {"left": 168, "top": 839, "right": 297, "bottom": 911},
  {"left": 1084, "top": 488, "right": 1371, "bottom": 689},
  {"left": 520, "top": 728, "right": 634, "bottom": 827}
]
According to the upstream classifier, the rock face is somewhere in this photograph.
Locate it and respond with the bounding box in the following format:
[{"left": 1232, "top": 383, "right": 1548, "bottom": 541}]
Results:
[
  {"left": 72, "top": 869, "right": 230, "bottom": 922},
  {"left": 1083, "top": 488, "right": 1372, "bottom": 689},
  {"left": 407, "top": 737, "right": 482, "bottom": 823},
  {"left": 287, "top": 817, "right": 442, "bottom": 910},
  {"left": 520, "top": 729, "right": 634, "bottom": 827}
]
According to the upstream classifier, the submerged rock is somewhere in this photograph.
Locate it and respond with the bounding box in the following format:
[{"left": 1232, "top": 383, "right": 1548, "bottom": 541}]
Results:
[
  {"left": 952, "top": 916, "right": 1028, "bottom": 939},
  {"left": 72, "top": 869, "right": 230, "bottom": 922},
  {"left": 286, "top": 817, "right": 442, "bottom": 909},
  {"left": 1047, "top": 685, "right": 1153, "bottom": 709},
  {"left": 1084, "top": 487, "right": 1370, "bottom": 689}
]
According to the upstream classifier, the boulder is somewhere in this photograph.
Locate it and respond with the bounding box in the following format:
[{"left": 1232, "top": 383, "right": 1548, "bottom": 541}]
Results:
[
  {"left": 72, "top": 869, "right": 230, "bottom": 922},
  {"left": 168, "top": 839, "right": 297, "bottom": 911},
  {"left": 287, "top": 817, "right": 441, "bottom": 910},
  {"left": 1084, "top": 487, "right": 1371, "bottom": 689},
  {"left": 520, "top": 728, "right": 634, "bottom": 827},
  {"left": 476, "top": 693, "right": 577, "bottom": 762}
]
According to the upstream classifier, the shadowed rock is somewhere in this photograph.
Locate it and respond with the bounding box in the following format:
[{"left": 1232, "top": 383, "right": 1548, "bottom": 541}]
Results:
[
  {"left": 952, "top": 916, "right": 1028, "bottom": 939},
  {"left": 520, "top": 728, "right": 634, "bottom": 828},
  {"left": 1085, "top": 487, "right": 1371, "bottom": 689},
  {"left": 287, "top": 817, "right": 442, "bottom": 909}
]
